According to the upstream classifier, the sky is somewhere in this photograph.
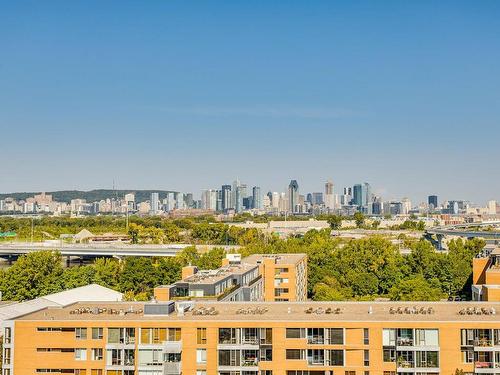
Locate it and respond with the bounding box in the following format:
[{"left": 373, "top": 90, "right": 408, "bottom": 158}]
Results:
[{"left": 1, "top": 1, "right": 499, "bottom": 204}]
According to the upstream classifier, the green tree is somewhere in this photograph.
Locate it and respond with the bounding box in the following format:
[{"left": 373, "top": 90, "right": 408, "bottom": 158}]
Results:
[
  {"left": 353, "top": 212, "right": 365, "bottom": 228},
  {"left": 0, "top": 251, "right": 65, "bottom": 301},
  {"left": 327, "top": 215, "right": 342, "bottom": 230},
  {"left": 389, "top": 275, "right": 444, "bottom": 301}
]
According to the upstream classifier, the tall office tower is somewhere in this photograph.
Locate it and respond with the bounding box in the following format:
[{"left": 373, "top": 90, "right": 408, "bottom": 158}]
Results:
[
  {"left": 232, "top": 179, "right": 240, "bottom": 208},
  {"left": 163, "top": 192, "right": 176, "bottom": 212},
  {"left": 324, "top": 180, "right": 335, "bottom": 209},
  {"left": 266, "top": 191, "right": 273, "bottom": 207},
  {"left": 149, "top": 192, "right": 160, "bottom": 215},
  {"left": 184, "top": 193, "right": 194, "bottom": 208},
  {"left": 232, "top": 179, "right": 244, "bottom": 213},
  {"left": 216, "top": 190, "right": 223, "bottom": 212},
  {"left": 428, "top": 195, "right": 438, "bottom": 209},
  {"left": 272, "top": 192, "right": 280, "bottom": 209},
  {"left": 401, "top": 197, "right": 412, "bottom": 215},
  {"left": 252, "top": 186, "right": 262, "bottom": 209},
  {"left": 306, "top": 193, "right": 313, "bottom": 204},
  {"left": 312, "top": 192, "right": 324, "bottom": 205},
  {"left": 221, "top": 185, "right": 232, "bottom": 210},
  {"left": 352, "top": 184, "right": 363, "bottom": 207},
  {"left": 201, "top": 190, "right": 217, "bottom": 210},
  {"left": 175, "top": 192, "right": 185, "bottom": 209},
  {"left": 124, "top": 193, "right": 135, "bottom": 211},
  {"left": 288, "top": 180, "right": 299, "bottom": 213}
]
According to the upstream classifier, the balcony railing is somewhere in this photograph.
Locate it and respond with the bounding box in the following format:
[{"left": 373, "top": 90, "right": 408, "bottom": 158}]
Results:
[
  {"left": 242, "top": 359, "right": 259, "bottom": 367},
  {"left": 307, "top": 358, "right": 325, "bottom": 366},
  {"left": 397, "top": 360, "right": 415, "bottom": 368},
  {"left": 397, "top": 338, "right": 414, "bottom": 346},
  {"left": 307, "top": 337, "right": 325, "bottom": 345},
  {"left": 475, "top": 362, "right": 494, "bottom": 369},
  {"left": 475, "top": 339, "right": 493, "bottom": 347}
]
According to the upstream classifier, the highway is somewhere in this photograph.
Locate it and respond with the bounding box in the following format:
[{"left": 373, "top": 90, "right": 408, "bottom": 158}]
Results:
[
  {"left": 426, "top": 221, "right": 500, "bottom": 239},
  {"left": 0, "top": 242, "right": 240, "bottom": 259}
]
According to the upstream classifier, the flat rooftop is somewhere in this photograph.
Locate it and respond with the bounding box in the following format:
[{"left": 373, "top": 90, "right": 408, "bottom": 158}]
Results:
[
  {"left": 15, "top": 301, "right": 500, "bottom": 323},
  {"left": 243, "top": 253, "right": 306, "bottom": 265},
  {"left": 183, "top": 263, "right": 258, "bottom": 285}
]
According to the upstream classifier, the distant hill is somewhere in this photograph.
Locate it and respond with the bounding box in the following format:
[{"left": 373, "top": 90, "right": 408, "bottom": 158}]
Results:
[{"left": 0, "top": 189, "right": 181, "bottom": 203}]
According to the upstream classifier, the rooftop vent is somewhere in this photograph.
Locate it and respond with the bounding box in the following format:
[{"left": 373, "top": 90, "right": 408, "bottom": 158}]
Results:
[
  {"left": 389, "top": 306, "right": 435, "bottom": 315},
  {"left": 458, "top": 307, "right": 496, "bottom": 316},
  {"left": 236, "top": 307, "right": 268, "bottom": 315},
  {"left": 305, "top": 307, "right": 342, "bottom": 315},
  {"left": 69, "top": 306, "right": 143, "bottom": 316},
  {"left": 192, "top": 306, "right": 218, "bottom": 316}
]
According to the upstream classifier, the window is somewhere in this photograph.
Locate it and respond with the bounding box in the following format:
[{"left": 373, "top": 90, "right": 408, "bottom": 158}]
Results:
[
  {"left": 345, "top": 372, "right": 355, "bottom": 375},
  {"left": 383, "top": 372, "right": 396, "bottom": 375},
  {"left": 364, "top": 372, "right": 369, "bottom": 375},
  {"left": 329, "top": 328, "right": 344, "bottom": 345},
  {"left": 4, "top": 328, "right": 11, "bottom": 344},
  {"left": 261, "top": 371, "right": 273, "bottom": 375},
  {"left": 286, "top": 328, "right": 304, "bottom": 339},
  {"left": 4, "top": 348, "right": 11, "bottom": 365},
  {"left": 92, "top": 328, "right": 103, "bottom": 340},
  {"left": 462, "top": 350, "right": 474, "bottom": 363},
  {"left": 219, "top": 328, "right": 238, "bottom": 344},
  {"left": 274, "top": 278, "right": 289, "bottom": 286},
  {"left": 74, "top": 370, "right": 86, "bottom": 375},
  {"left": 75, "top": 348, "right": 87, "bottom": 361},
  {"left": 364, "top": 349, "right": 369, "bottom": 366},
  {"left": 363, "top": 328, "right": 369, "bottom": 345},
  {"left": 197, "top": 328, "right": 207, "bottom": 344},
  {"left": 197, "top": 371, "right": 207, "bottom": 375},
  {"left": 260, "top": 328, "right": 273, "bottom": 344},
  {"left": 196, "top": 348, "right": 207, "bottom": 364},
  {"left": 415, "top": 329, "right": 439, "bottom": 346},
  {"left": 91, "top": 371, "right": 103, "bottom": 375},
  {"left": 383, "top": 329, "right": 396, "bottom": 346},
  {"left": 75, "top": 328, "right": 87, "bottom": 340},
  {"left": 168, "top": 328, "right": 181, "bottom": 341},
  {"left": 330, "top": 350, "right": 344, "bottom": 366},
  {"left": 286, "top": 349, "right": 304, "bottom": 360},
  {"left": 461, "top": 329, "right": 474, "bottom": 346},
  {"left": 383, "top": 349, "right": 396, "bottom": 362},
  {"left": 218, "top": 350, "right": 240, "bottom": 366},
  {"left": 92, "top": 348, "right": 103, "bottom": 361},
  {"left": 138, "top": 348, "right": 162, "bottom": 366},
  {"left": 260, "top": 347, "right": 272, "bottom": 361},
  {"left": 274, "top": 288, "right": 289, "bottom": 297}
]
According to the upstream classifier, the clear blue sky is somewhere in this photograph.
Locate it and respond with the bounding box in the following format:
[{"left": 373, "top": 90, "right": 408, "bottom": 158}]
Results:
[{"left": 1, "top": 1, "right": 499, "bottom": 204}]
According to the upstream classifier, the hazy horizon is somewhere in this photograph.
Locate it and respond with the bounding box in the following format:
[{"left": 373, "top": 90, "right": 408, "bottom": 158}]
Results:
[{"left": 1, "top": 1, "right": 499, "bottom": 204}]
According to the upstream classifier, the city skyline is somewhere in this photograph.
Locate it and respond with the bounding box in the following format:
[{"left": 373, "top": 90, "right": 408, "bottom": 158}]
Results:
[{"left": 2, "top": 2, "right": 500, "bottom": 203}]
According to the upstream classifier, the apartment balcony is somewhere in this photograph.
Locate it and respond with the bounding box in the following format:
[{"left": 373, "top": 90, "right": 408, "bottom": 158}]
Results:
[
  {"left": 164, "top": 361, "right": 182, "bottom": 375},
  {"left": 307, "top": 358, "right": 326, "bottom": 366},
  {"left": 307, "top": 337, "right": 325, "bottom": 345},
  {"left": 163, "top": 341, "right": 183, "bottom": 353},
  {"left": 396, "top": 338, "right": 414, "bottom": 347}
]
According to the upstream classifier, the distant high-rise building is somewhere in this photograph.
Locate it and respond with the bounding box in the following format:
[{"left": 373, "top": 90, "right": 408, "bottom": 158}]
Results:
[
  {"left": 324, "top": 180, "right": 335, "bottom": 209},
  {"left": 252, "top": 186, "right": 262, "bottom": 209},
  {"left": 428, "top": 195, "right": 438, "bottom": 209},
  {"left": 312, "top": 192, "right": 324, "bottom": 205},
  {"left": 221, "top": 185, "right": 232, "bottom": 210},
  {"left": 288, "top": 180, "right": 299, "bottom": 213},
  {"left": 201, "top": 189, "right": 217, "bottom": 210},
  {"left": 150, "top": 192, "right": 160, "bottom": 215},
  {"left": 352, "top": 184, "right": 363, "bottom": 207},
  {"left": 184, "top": 193, "right": 194, "bottom": 208},
  {"left": 232, "top": 179, "right": 245, "bottom": 213}
]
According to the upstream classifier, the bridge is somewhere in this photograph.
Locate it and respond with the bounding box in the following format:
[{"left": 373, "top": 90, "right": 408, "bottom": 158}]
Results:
[
  {"left": 0, "top": 242, "right": 240, "bottom": 261},
  {"left": 425, "top": 221, "right": 500, "bottom": 250}
]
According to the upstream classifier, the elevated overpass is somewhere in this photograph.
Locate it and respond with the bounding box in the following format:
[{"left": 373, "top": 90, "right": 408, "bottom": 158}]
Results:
[
  {"left": 425, "top": 221, "right": 500, "bottom": 249},
  {"left": 0, "top": 242, "right": 240, "bottom": 261}
]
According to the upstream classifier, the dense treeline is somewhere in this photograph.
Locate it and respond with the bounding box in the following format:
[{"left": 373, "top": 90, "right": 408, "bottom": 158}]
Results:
[{"left": 0, "top": 228, "right": 484, "bottom": 302}]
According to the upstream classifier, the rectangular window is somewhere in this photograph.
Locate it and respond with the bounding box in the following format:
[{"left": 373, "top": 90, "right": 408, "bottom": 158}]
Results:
[
  {"left": 329, "top": 328, "right": 344, "bottom": 345},
  {"left": 383, "top": 329, "right": 396, "bottom": 346},
  {"left": 196, "top": 348, "right": 207, "bottom": 364},
  {"left": 345, "top": 371, "right": 356, "bottom": 375},
  {"left": 4, "top": 328, "right": 11, "bottom": 344},
  {"left": 91, "top": 370, "right": 103, "bottom": 375},
  {"left": 363, "top": 328, "right": 369, "bottom": 345},
  {"left": 75, "top": 348, "right": 87, "bottom": 361},
  {"left": 462, "top": 350, "right": 474, "bottom": 363},
  {"left": 168, "top": 328, "right": 181, "bottom": 342},
  {"left": 274, "top": 288, "right": 289, "bottom": 297},
  {"left": 197, "top": 371, "right": 207, "bottom": 375},
  {"left": 330, "top": 350, "right": 344, "bottom": 366},
  {"left": 92, "top": 348, "right": 103, "bottom": 361},
  {"left": 92, "top": 328, "right": 103, "bottom": 340},
  {"left": 286, "top": 328, "right": 304, "bottom": 339},
  {"left": 364, "top": 349, "right": 370, "bottom": 366},
  {"left": 75, "top": 328, "right": 87, "bottom": 340},
  {"left": 261, "top": 371, "right": 273, "bottom": 375},
  {"left": 197, "top": 328, "right": 207, "bottom": 344},
  {"left": 260, "top": 347, "right": 273, "bottom": 361},
  {"left": 383, "top": 349, "right": 396, "bottom": 362},
  {"left": 286, "top": 349, "right": 304, "bottom": 360}
]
